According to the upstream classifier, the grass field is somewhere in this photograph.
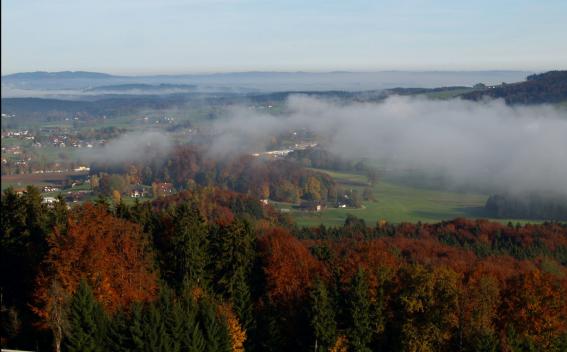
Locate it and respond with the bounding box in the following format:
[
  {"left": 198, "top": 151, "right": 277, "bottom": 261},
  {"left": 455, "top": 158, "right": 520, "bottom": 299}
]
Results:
[
  {"left": 421, "top": 87, "right": 476, "bottom": 99},
  {"left": 282, "top": 168, "right": 538, "bottom": 227},
  {"left": 1, "top": 171, "right": 89, "bottom": 190}
]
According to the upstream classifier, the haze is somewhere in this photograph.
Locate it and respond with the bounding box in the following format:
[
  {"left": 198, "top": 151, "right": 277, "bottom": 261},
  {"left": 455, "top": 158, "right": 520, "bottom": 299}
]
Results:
[{"left": 2, "top": 0, "right": 567, "bottom": 74}]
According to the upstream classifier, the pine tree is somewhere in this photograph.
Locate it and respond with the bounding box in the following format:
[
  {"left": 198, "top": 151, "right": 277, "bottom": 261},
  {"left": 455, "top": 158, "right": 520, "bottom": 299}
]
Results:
[
  {"left": 209, "top": 219, "right": 255, "bottom": 330},
  {"left": 142, "top": 300, "right": 170, "bottom": 352},
  {"left": 170, "top": 203, "right": 209, "bottom": 289},
  {"left": 310, "top": 278, "right": 337, "bottom": 352},
  {"left": 105, "top": 310, "right": 131, "bottom": 352},
  {"left": 165, "top": 295, "right": 184, "bottom": 352},
  {"left": 188, "top": 323, "right": 206, "bottom": 352},
  {"left": 347, "top": 269, "right": 372, "bottom": 352},
  {"left": 179, "top": 292, "right": 204, "bottom": 352},
  {"left": 199, "top": 299, "right": 231, "bottom": 352},
  {"left": 128, "top": 303, "right": 146, "bottom": 351},
  {"left": 231, "top": 270, "right": 254, "bottom": 331},
  {"left": 64, "top": 279, "right": 106, "bottom": 352}
]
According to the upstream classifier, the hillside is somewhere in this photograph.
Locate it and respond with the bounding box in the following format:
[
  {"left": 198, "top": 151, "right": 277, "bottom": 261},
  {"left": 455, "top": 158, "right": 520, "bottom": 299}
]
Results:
[
  {"left": 461, "top": 70, "right": 567, "bottom": 104},
  {"left": 2, "top": 71, "right": 117, "bottom": 80},
  {"left": 84, "top": 83, "right": 197, "bottom": 92}
]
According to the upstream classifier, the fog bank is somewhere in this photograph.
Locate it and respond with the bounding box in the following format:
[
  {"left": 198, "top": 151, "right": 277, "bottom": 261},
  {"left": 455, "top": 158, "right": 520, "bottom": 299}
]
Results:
[
  {"left": 212, "top": 96, "right": 567, "bottom": 196},
  {"left": 80, "top": 131, "right": 172, "bottom": 164}
]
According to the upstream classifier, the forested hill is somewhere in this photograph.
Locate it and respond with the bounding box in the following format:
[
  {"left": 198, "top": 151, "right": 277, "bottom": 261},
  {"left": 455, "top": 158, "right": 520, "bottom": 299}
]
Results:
[
  {"left": 461, "top": 70, "right": 567, "bottom": 104},
  {"left": 2, "top": 187, "right": 567, "bottom": 351},
  {"left": 2, "top": 71, "right": 118, "bottom": 80}
]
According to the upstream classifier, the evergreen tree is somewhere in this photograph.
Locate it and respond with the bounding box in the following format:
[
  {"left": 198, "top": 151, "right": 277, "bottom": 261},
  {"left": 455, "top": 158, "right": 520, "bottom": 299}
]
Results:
[
  {"left": 179, "top": 293, "right": 205, "bottom": 352},
  {"left": 209, "top": 219, "right": 255, "bottom": 328},
  {"left": 105, "top": 310, "right": 131, "bottom": 352},
  {"left": 231, "top": 269, "right": 254, "bottom": 330},
  {"left": 142, "top": 300, "right": 170, "bottom": 352},
  {"left": 199, "top": 299, "right": 231, "bottom": 352},
  {"left": 64, "top": 279, "right": 106, "bottom": 352},
  {"left": 128, "top": 303, "right": 146, "bottom": 351},
  {"left": 170, "top": 203, "right": 209, "bottom": 289},
  {"left": 347, "top": 269, "right": 372, "bottom": 352},
  {"left": 187, "top": 323, "right": 207, "bottom": 352},
  {"left": 165, "top": 295, "right": 184, "bottom": 352},
  {"left": 310, "top": 278, "right": 337, "bottom": 352}
]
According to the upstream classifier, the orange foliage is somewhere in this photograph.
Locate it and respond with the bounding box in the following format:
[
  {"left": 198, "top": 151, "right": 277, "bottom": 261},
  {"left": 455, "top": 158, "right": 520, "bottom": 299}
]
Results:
[
  {"left": 500, "top": 269, "right": 567, "bottom": 349},
  {"left": 219, "top": 304, "right": 247, "bottom": 352},
  {"left": 33, "top": 203, "right": 157, "bottom": 321},
  {"left": 329, "top": 335, "right": 349, "bottom": 352},
  {"left": 258, "top": 227, "right": 325, "bottom": 305}
]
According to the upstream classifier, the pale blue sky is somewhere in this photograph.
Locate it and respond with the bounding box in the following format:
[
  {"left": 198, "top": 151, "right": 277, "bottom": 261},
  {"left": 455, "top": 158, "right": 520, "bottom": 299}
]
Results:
[{"left": 2, "top": 0, "right": 566, "bottom": 74}]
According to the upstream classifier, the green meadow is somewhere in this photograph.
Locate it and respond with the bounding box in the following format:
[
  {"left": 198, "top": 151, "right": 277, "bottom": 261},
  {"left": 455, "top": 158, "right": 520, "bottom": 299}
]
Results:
[{"left": 281, "top": 168, "right": 539, "bottom": 227}]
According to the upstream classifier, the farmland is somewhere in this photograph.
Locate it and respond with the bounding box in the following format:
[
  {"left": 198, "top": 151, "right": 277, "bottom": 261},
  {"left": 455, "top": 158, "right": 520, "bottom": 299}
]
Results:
[{"left": 281, "top": 168, "right": 540, "bottom": 226}]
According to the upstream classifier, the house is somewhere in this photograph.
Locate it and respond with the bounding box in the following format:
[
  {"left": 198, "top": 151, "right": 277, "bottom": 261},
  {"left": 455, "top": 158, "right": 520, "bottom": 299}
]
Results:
[
  {"left": 14, "top": 188, "right": 26, "bottom": 196},
  {"left": 152, "top": 182, "right": 175, "bottom": 197},
  {"left": 42, "top": 196, "right": 58, "bottom": 205},
  {"left": 74, "top": 165, "right": 90, "bottom": 172},
  {"left": 130, "top": 186, "right": 149, "bottom": 198},
  {"left": 42, "top": 186, "right": 61, "bottom": 193},
  {"left": 299, "top": 201, "right": 326, "bottom": 212}
]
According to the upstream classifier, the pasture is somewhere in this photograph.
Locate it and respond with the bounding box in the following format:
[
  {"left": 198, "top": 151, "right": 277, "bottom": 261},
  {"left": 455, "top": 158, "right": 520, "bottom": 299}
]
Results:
[{"left": 285, "top": 168, "right": 537, "bottom": 226}]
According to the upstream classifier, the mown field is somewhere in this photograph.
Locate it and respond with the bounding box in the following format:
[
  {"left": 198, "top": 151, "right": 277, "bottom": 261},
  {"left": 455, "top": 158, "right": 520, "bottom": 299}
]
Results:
[{"left": 280, "top": 168, "right": 539, "bottom": 226}]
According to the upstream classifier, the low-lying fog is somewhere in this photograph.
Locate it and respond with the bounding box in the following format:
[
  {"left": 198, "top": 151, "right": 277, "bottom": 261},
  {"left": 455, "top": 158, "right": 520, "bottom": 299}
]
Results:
[
  {"left": 212, "top": 96, "right": 567, "bottom": 196},
  {"left": 82, "top": 95, "right": 567, "bottom": 197}
]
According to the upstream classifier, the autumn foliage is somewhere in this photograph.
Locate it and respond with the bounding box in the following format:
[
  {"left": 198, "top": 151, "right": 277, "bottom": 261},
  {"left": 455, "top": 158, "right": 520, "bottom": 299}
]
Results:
[
  {"left": 2, "top": 186, "right": 567, "bottom": 351},
  {"left": 258, "top": 227, "right": 324, "bottom": 306},
  {"left": 33, "top": 203, "right": 157, "bottom": 321}
]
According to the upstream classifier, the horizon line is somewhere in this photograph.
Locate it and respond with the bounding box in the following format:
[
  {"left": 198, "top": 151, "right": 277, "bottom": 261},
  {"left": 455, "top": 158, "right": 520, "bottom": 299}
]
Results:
[{"left": 2, "top": 68, "right": 548, "bottom": 78}]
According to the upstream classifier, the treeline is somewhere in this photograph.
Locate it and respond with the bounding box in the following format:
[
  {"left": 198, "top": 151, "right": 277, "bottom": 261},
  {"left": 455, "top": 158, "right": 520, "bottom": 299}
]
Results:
[
  {"left": 0, "top": 95, "right": 196, "bottom": 124},
  {"left": 461, "top": 70, "right": 567, "bottom": 104},
  {"left": 91, "top": 146, "right": 341, "bottom": 203},
  {"left": 294, "top": 215, "right": 567, "bottom": 265},
  {"left": 286, "top": 147, "right": 377, "bottom": 176},
  {"left": 485, "top": 193, "right": 567, "bottom": 221},
  {"left": 2, "top": 186, "right": 567, "bottom": 351}
]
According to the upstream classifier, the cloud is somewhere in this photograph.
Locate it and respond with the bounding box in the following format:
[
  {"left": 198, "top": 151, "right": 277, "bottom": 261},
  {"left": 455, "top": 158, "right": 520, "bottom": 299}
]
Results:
[
  {"left": 80, "top": 130, "right": 172, "bottom": 164},
  {"left": 210, "top": 95, "right": 567, "bottom": 195}
]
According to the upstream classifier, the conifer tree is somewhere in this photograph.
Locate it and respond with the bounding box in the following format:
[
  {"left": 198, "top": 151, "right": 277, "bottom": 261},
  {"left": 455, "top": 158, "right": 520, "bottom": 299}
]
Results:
[
  {"left": 231, "top": 270, "right": 254, "bottom": 330},
  {"left": 199, "top": 299, "right": 231, "bottom": 352},
  {"left": 105, "top": 310, "right": 131, "bottom": 352},
  {"left": 64, "top": 279, "right": 106, "bottom": 352},
  {"left": 142, "top": 300, "right": 170, "bottom": 352},
  {"left": 188, "top": 323, "right": 207, "bottom": 352},
  {"left": 178, "top": 291, "right": 205, "bottom": 352},
  {"left": 165, "top": 295, "right": 184, "bottom": 352},
  {"left": 347, "top": 269, "right": 372, "bottom": 352},
  {"left": 209, "top": 219, "right": 255, "bottom": 328},
  {"left": 310, "top": 278, "right": 337, "bottom": 352},
  {"left": 170, "top": 203, "right": 209, "bottom": 289},
  {"left": 128, "top": 303, "right": 146, "bottom": 351}
]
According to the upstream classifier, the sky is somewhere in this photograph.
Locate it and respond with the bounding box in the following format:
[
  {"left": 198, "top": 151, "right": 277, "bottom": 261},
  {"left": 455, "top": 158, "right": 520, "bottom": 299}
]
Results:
[{"left": 2, "top": 0, "right": 567, "bottom": 75}]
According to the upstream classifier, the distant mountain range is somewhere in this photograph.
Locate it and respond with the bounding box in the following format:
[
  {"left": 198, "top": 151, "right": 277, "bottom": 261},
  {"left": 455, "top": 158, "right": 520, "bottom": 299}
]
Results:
[
  {"left": 1, "top": 70, "right": 534, "bottom": 93},
  {"left": 2, "top": 71, "right": 565, "bottom": 125},
  {"left": 84, "top": 83, "right": 198, "bottom": 92},
  {"left": 2, "top": 71, "right": 117, "bottom": 80}
]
